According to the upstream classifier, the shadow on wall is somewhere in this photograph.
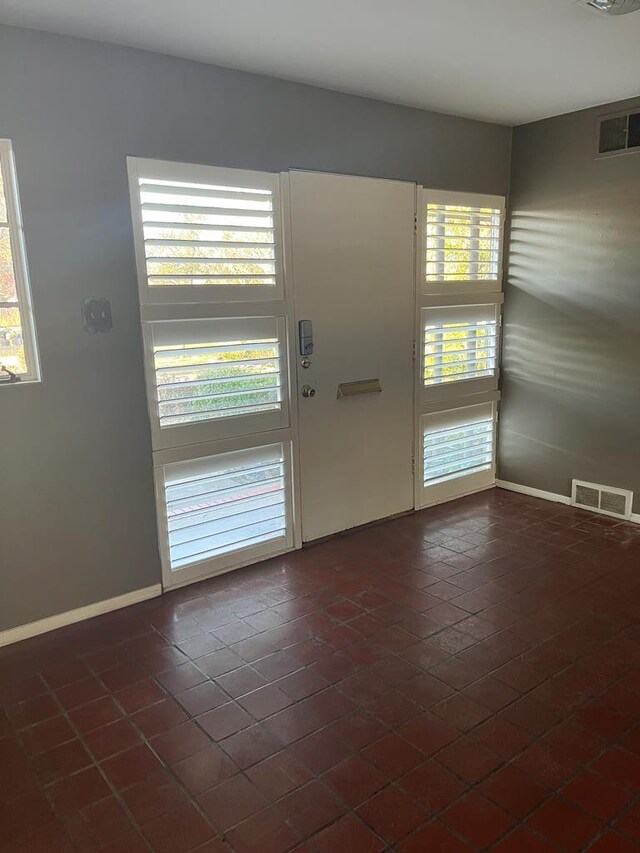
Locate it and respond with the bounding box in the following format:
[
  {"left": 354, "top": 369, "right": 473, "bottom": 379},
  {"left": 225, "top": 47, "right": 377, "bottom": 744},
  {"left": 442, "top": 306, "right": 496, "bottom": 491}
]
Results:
[{"left": 498, "top": 186, "right": 640, "bottom": 496}]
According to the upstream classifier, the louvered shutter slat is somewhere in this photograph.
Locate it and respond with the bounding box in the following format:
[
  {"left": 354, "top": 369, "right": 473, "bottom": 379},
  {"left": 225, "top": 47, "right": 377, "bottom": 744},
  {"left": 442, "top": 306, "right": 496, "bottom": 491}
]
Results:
[
  {"left": 422, "top": 303, "right": 500, "bottom": 388},
  {"left": 163, "top": 445, "right": 288, "bottom": 569},
  {"left": 423, "top": 417, "right": 494, "bottom": 486},
  {"left": 138, "top": 177, "right": 279, "bottom": 290},
  {"left": 425, "top": 202, "right": 503, "bottom": 284},
  {"left": 154, "top": 333, "right": 283, "bottom": 428}
]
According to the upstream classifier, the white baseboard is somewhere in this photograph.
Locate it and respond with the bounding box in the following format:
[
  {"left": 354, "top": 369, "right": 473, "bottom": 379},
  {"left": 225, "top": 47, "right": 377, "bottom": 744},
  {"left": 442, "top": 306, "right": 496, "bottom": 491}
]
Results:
[
  {"left": 497, "top": 479, "right": 640, "bottom": 525},
  {"left": 496, "top": 479, "right": 571, "bottom": 506},
  {"left": 0, "top": 584, "right": 162, "bottom": 649}
]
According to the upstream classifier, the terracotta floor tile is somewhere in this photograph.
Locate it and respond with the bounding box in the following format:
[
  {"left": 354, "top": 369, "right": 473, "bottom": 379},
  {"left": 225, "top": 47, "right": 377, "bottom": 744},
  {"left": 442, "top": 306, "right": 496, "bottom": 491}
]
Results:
[
  {"left": 399, "top": 758, "right": 467, "bottom": 812},
  {"left": 69, "top": 696, "right": 122, "bottom": 733},
  {"left": 226, "top": 806, "right": 300, "bottom": 853},
  {"left": 197, "top": 702, "right": 253, "bottom": 741},
  {"left": 443, "top": 792, "right": 513, "bottom": 848},
  {"left": 156, "top": 662, "right": 207, "bottom": 694},
  {"left": 83, "top": 719, "right": 140, "bottom": 761},
  {"left": 397, "top": 820, "right": 473, "bottom": 852},
  {"left": 82, "top": 795, "right": 134, "bottom": 844},
  {"left": 562, "top": 770, "right": 631, "bottom": 821},
  {"left": 362, "top": 732, "right": 424, "bottom": 779},
  {"left": 237, "top": 684, "right": 293, "bottom": 719},
  {"left": 131, "top": 696, "right": 188, "bottom": 737},
  {"left": 527, "top": 797, "right": 601, "bottom": 852},
  {"left": 198, "top": 774, "right": 266, "bottom": 831},
  {"left": 6, "top": 694, "right": 59, "bottom": 729},
  {"left": 592, "top": 747, "right": 640, "bottom": 792},
  {"left": 0, "top": 789, "right": 56, "bottom": 843},
  {"left": 21, "top": 716, "right": 75, "bottom": 754},
  {"left": 293, "top": 727, "right": 351, "bottom": 774},
  {"left": 141, "top": 802, "right": 215, "bottom": 853},
  {"left": 215, "top": 666, "right": 267, "bottom": 698},
  {"left": 311, "top": 813, "right": 385, "bottom": 853},
  {"left": 34, "top": 738, "right": 92, "bottom": 783},
  {"left": 115, "top": 677, "right": 164, "bottom": 714},
  {"left": 246, "top": 750, "right": 312, "bottom": 799},
  {"left": 399, "top": 711, "right": 459, "bottom": 755},
  {"left": 588, "top": 832, "right": 640, "bottom": 853},
  {"left": 323, "top": 754, "right": 387, "bottom": 807},
  {"left": 101, "top": 743, "right": 163, "bottom": 790},
  {"left": 357, "top": 785, "right": 427, "bottom": 843},
  {"left": 150, "top": 720, "right": 211, "bottom": 765},
  {"left": 48, "top": 765, "right": 111, "bottom": 815},
  {"left": 219, "top": 722, "right": 280, "bottom": 769},
  {"left": 328, "top": 710, "right": 388, "bottom": 751},
  {"left": 491, "top": 826, "right": 558, "bottom": 852},
  {"left": 4, "top": 492, "right": 640, "bottom": 851},
  {"left": 122, "top": 771, "right": 188, "bottom": 824},
  {"left": 436, "top": 735, "right": 501, "bottom": 784},
  {"left": 432, "top": 693, "right": 492, "bottom": 732},
  {"left": 479, "top": 765, "right": 548, "bottom": 819},
  {"left": 172, "top": 744, "right": 237, "bottom": 796},
  {"left": 278, "top": 779, "right": 345, "bottom": 837}
]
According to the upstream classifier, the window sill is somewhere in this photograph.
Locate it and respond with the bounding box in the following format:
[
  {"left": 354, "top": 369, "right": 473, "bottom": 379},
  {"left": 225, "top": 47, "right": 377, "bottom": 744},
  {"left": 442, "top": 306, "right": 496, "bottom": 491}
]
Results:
[{"left": 0, "top": 376, "right": 41, "bottom": 388}]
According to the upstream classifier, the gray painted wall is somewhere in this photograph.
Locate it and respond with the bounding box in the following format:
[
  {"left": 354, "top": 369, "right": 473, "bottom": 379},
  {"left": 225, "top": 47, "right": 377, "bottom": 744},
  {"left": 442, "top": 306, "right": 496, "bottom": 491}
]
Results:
[
  {"left": 0, "top": 25, "right": 511, "bottom": 632},
  {"left": 499, "top": 97, "right": 640, "bottom": 508}
]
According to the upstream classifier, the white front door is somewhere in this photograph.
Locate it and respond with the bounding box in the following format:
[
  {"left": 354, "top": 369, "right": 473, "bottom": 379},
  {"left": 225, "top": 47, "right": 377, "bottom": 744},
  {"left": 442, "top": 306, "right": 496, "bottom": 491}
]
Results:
[{"left": 287, "top": 171, "right": 416, "bottom": 542}]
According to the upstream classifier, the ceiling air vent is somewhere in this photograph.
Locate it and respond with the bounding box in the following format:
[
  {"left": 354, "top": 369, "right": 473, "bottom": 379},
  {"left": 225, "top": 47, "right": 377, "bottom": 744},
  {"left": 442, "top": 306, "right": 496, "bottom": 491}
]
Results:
[{"left": 571, "top": 479, "right": 633, "bottom": 520}]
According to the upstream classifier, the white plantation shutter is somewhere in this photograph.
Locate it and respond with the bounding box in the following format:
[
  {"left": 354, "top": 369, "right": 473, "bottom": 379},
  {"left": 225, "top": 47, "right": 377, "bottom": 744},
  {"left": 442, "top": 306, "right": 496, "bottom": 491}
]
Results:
[
  {"left": 421, "top": 303, "right": 500, "bottom": 394},
  {"left": 422, "top": 190, "right": 505, "bottom": 294},
  {"left": 146, "top": 316, "right": 289, "bottom": 449},
  {"left": 129, "top": 159, "right": 298, "bottom": 588},
  {"left": 0, "top": 140, "right": 40, "bottom": 383},
  {"left": 419, "top": 403, "right": 496, "bottom": 507},
  {"left": 130, "top": 161, "right": 284, "bottom": 304},
  {"left": 415, "top": 187, "right": 505, "bottom": 510},
  {"left": 160, "top": 443, "right": 293, "bottom": 573}
]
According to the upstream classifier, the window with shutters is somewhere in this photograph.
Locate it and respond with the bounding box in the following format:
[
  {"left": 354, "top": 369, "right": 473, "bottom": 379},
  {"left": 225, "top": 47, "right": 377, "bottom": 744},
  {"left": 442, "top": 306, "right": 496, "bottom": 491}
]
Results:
[
  {"left": 419, "top": 403, "right": 497, "bottom": 504},
  {"left": 160, "top": 443, "right": 293, "bottom": 573},
  {"left": 129, "top": 158, "right": 296, "bottom": 588},
  {"left": 0, "top": 139, "right": 40, "bottom": 385},
  {"left": 130, "top": 160, "right": 283, "bottom": 304},
  {"left": 421, "top": 303, "right": 500, "bottom": 400},
  {"left": 422, "top": 190, "right": 504, "bottom": 295},
  {"left": 415, "top": 188, "right": 504, "bottom": 510},
  {"left": 144, "top": 315, "right": 289, "bottom": 449}
]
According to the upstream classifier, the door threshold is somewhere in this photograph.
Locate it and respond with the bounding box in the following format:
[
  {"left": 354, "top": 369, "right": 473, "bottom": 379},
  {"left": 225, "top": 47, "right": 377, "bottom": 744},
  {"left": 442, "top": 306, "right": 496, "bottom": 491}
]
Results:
[{"left": 302, "top": 507, "right": 416, "bottom": 548}]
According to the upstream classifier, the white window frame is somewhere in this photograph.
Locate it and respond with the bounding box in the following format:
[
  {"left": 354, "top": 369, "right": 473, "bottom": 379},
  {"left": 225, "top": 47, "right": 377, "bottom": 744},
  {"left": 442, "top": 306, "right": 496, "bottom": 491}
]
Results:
[
  {"left": 143, "top": 314, "right": 291, "bottom": 451},
  {"left": 414, "top": 187, "right": 505, "bottom": 510},
  {"left": 417, "top": 401, "right": 498, "bottom": 509},
  {"left": 419, "top": 300, "right": 502, "bottom": 405},
  {"left": 128, "top": 157, "right": 285, "bottom": 306},
  {"left": 154, "top": 435, "right": 296, "bottom": 590},
  {"left": 128, "top": 158, "right": 301, "bottom": 590},
  {"left": 420, "top": 189, "right": 506, "bottom": 297},
  {"left": 0, "top": 139, "right": 40, "bottom": 385}
]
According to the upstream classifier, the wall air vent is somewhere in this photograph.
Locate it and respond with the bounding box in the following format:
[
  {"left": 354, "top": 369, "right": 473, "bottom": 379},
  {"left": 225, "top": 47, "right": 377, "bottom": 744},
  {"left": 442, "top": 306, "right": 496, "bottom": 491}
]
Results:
[
  {"left": 597, "top": 110, "right": 640, "bottom": 157},
  {"left": 571, "top": 479, "right": 633, "bottom": 520}
]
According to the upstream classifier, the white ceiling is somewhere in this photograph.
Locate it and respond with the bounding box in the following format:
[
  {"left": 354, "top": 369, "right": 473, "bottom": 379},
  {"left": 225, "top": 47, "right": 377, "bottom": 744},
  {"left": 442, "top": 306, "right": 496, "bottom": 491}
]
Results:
[{"left": 1, "top": 0, "right": 640, "bottom": 125}]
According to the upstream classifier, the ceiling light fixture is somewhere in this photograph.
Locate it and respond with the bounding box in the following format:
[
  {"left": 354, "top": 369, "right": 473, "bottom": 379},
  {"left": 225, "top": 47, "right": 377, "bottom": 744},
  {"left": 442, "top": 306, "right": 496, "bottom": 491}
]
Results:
[{"left": 584, "top": 0, "right": 640, "bottom": 14}]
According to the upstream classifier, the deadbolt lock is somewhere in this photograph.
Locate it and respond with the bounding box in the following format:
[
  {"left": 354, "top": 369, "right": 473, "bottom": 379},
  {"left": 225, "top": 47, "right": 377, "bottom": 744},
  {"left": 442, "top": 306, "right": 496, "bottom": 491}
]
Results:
[
  {"left": 301, "top": 384, "right": 316, "bottom": 398},
  {"left": 300, "top": 357, "right": 311, "bottom": 369}
]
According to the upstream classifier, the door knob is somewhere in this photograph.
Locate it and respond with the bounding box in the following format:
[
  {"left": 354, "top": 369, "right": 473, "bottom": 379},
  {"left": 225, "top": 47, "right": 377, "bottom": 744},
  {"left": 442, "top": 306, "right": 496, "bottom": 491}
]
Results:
[{"left": 301, "top": 384, "right": 316, "bottom": 398}]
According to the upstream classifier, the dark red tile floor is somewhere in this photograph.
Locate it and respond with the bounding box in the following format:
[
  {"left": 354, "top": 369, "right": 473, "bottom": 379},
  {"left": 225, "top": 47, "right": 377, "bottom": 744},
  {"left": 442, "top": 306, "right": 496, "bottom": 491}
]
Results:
[{"left": 2, "top": 488, "right": 640, "bottom": 852}]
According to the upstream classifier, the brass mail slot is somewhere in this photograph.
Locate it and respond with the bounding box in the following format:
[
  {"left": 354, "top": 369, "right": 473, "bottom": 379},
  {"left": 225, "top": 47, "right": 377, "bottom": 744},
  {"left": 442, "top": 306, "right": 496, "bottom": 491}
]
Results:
[{"left": 337, "top": 378, "right": 382, "bottom": 398}]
